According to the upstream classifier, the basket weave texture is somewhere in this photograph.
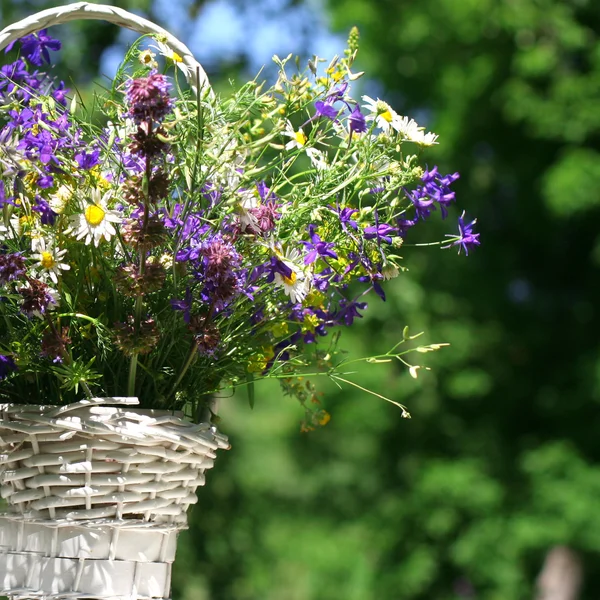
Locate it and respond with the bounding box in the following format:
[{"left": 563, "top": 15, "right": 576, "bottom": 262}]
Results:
[{"left": 0, "top": 399, "right": 229, "bottom": 599}]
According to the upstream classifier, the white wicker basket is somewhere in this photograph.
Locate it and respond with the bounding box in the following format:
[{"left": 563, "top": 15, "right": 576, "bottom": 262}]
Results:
[{"left": 0, "top": 398, "right": 229, "bottom": 599}]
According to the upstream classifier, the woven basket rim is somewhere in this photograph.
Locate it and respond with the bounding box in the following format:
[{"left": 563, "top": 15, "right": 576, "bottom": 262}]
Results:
[{"left": 0, "top": 1, "right": 213, "bottom": 98}]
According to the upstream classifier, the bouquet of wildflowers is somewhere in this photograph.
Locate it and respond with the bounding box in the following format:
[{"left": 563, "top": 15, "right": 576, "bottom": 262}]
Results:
[{"left": 0, "top": 27, "right": 479, "bottom": 428}]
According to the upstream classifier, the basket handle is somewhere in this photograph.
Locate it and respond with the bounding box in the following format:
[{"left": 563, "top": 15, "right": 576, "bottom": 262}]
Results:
[{"left": 0, "top": 1, "right": 212, "bottom": 98}]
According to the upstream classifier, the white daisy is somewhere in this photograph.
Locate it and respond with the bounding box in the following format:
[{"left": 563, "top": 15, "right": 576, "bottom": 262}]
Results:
[
  {"left": 151, "top": 41, "right": 191, "bottom": 78},
  {"left": 33, "top": 239, "right": 70, "bottom": 284},
  {"left": 395, "top": 115, "right": 439, "bottom": 146},
  {"left": 69, "top": 188, "right": 121, "bottom": 247},
  {"left": 283, "top": 120, "right": 308, "bottom": 150},
  {"left": 410, "top": 130, "right": 439, "bottom": 146},
  {"left": 362, "top": 95, "right": 401, "bottom": 133}
]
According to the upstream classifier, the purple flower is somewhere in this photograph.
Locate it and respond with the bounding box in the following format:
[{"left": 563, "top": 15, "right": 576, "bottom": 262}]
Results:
[
  {"left": 363, "top": 223, "right": 397, "bottom": 244},
  {"left": 326, "top": 82, "right": 348, "bottom": 101},
  {"left": 171, "top": 288, "right": 193, "bottom": 323},
  {"left": 348, "top": 105, "right": 367, "bottom": 134},
  {"left": 75, "top": 149, "right": 101, "bottom": 170},
  {"left": 0, "top": 355, "right": 17, "bottom": 380},
  {"left": 0, "top": 181, "right": 14, "bottom": 207},
  {"left": 266, "top": 256, "right": 294, "bottom": 283},
  {"left": 0, "top": 59, "right": 28, "bottom": 96},
  {"left": 333, "top": 205, "right": 359, "bottom": 231},
  {"left": 444, "top": 211, "right": 480, "bottom": 255},
  {"left": 7, "top": 29, "right": 61, "bottom": 66},
  {"left": 301, "top": 225, "right": 337, "bottom": 264},
  {"left": 404, "top": 166, "right": 460, "bottom": 221},
  {"left": 32, "top": 197, "right": 58, "bottom": 225},
  {"left": 397, "top": 217, "right": 417, "bottom": 237},
  {"left": 334, "top": 298, "right": 368, "bottom": 326},
  {"left": 36, "top": 174, "right": 54, "bottom": 189},
  {"left": 421, "top": 166, "right": 460, "bottom": 219},
  {"left": 52, "top": 81, "right": 69, "bottom": 105},
  {"left": 358, "top": 273, "right": 386, "bottom": 301},
  {"left": 256, "top": 181, "right": 278, "bottom": 203},
  {"left": 6, "top": 107, "right": 34, "bottom": 130},
  {"left": 314, "top": 100, "right": 339, "bottom": 121},
  {"left": 247, "top": 202, "right": 280, "bottom": 235},
  {"left": 0, "top": 253, "right": 26, "bottom": 285},
  {"left": 18, "top": 128, "right": 61, "bottom": 165},
  {"left": 201, "top": 182, "right": 222, "bottom": 207},
  {"left": 405, "top": 186, "right": 436, "bottom": 221},
  {"left": 125, "top": 72, "right": 173, "bottom": 125},
  {"left": 191, "top": 234, "right": 243, "bottom": 310}
]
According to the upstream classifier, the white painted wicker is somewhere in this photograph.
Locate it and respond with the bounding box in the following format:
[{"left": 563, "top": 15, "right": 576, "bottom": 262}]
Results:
[
  {"left": 0, "top": 2, "right": 213, "bottom": 98},
  {"left": 0, "top": 398, "right": 229, "bottom": 599}
]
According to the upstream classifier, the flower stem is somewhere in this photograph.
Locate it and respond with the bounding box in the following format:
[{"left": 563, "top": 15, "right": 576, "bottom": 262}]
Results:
[
  {"left": 166, "top": 340, "right": 197, "bottom": 403},
  {"left": 127, "top": 127, "right": 153, "bottom": 398}
]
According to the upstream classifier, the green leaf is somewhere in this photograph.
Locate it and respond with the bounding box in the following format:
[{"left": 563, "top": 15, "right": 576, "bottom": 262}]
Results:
[{"left": 246, "top": 372, "right": 255, "bottom": 409}]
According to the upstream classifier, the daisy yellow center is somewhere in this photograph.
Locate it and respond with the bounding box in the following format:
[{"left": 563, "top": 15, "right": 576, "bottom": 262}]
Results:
[
  {"left": 295, "top": 130, "right": 307, "bottom": 146},
  {"left": 380, "top": 110, "right": 393, "bottom": 123},
  {"left": 172, "top": 51, "right": 183, "bottom": 63},
  {"left": 85, "top": 204, "right": 105, "bottom": 227},
  {"left": 41, "top": 251, "right": 55, "bottom": 269},
  {"left": 283, "top": 271, "right": 297, "bottom": 286}
]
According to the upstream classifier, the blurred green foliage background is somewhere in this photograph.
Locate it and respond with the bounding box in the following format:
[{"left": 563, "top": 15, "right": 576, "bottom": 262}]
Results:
[{"left": 2, "top": 0, "right": 600, "bottom": 597}]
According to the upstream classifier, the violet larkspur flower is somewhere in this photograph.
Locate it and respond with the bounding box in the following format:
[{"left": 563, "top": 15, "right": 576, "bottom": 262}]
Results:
[
  {"left": 444, "top": 211, "right": 480, "bottom": 256},
  {"left": 397, "top": 217, "right": 417, "bottom": 237},
  {"left": 0, "top": 59, "right": 28, "bottom": 97},
  {"left": 364, "top": 223, "right": 397, "bottom": 244},
  {"left": 7, "top": 29, "right": 61, "bottom": 66},
  {"left": 332, "top": 205, "right": 358, "bottom": 231},
  {"left": 0, "top": 181, "right": 14, "bottom": 207},
  {"left": 314, "top": 100, "right": 339, "bottom": 121},
  {"left": 33, "top": 197, "right": 58, "bottom": 225},
  {"left": 403, "top": 166, "right": 460, "bottom": 221},
  {"left": 301, "top": 225, "right": 337, "bottom": 264},
  {"left": 52, "top": 81, "right": 69, "bottom": 106},
  {"left": 171, "top": 288, "right": 193, "bottom": 323},
  {"left": 0, "top": 253, "right": 26, "bottom": 285},
  {"left": 421, "top": 166, "right": 460, "bottom": 219},
  {"left": 348, "top": 104, "right": 367, "bottom": 134},
  {"left": 75, "top": 149, "right": 101, "bottom": 170},
  {"left": 125, "top": 72, "right": 173, "bottom": 125},
  {"left": 405, "top": 186, "right": 436, "bottom": 221},
  {"left": 0, "top": 355, "right": 17, "bottom": 380},
  {"left": 36, "top": 174, "right": 54, "bottom": 189},
  {"left": 334, "top": 298, "right": 368, "bottom": 326}
]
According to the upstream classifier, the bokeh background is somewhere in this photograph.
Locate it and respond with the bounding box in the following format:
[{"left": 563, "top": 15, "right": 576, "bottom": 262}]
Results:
[{"left": 2, "top": 0, "right": 600, "bottom": 598}]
